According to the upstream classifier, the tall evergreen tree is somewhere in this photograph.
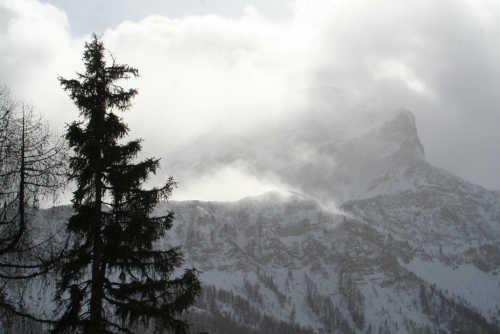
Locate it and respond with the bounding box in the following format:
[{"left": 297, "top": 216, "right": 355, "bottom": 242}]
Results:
[{"left": 54, "top": 34, "right": 202, "bottom": 334}]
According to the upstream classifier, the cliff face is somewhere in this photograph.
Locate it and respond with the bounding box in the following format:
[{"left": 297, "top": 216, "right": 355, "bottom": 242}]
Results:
[{"left": 157, "top": 184, "right": 500, "bottom": 334}]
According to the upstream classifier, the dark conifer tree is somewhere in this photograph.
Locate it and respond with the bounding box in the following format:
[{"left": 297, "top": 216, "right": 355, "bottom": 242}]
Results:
[{"left": 53, "top": 34, "right": 202, "bottom": 334}]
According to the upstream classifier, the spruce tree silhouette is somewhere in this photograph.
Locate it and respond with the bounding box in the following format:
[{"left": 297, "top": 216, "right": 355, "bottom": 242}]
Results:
[{"left": 53, "top": 34, "right": 202, "bottom": 334}]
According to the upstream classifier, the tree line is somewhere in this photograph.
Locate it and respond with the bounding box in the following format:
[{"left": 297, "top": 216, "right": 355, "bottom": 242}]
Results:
[
  {"left": 188, "top": 284, "right": 315, "bottom": 334},
  {"left": 0, "top": 34, "right": 204, "bottom": 334}
]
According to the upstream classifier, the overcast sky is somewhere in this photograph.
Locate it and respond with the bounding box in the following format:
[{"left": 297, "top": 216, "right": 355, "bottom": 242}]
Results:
[{"left": 1, "top": 0, "right": 500, "bottom": 201}]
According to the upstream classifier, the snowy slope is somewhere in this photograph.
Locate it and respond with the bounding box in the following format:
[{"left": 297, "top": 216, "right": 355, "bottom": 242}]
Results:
[
  {"left": 157, "top": 189, "right": 500, "bottom": 333},
  {"left": 341, "top": 161, "right": 500, "bottom": 322}
]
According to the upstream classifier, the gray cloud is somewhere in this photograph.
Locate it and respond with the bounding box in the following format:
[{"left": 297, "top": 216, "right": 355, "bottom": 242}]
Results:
[{"left": 299, "top": 0, "right": 500, "bottom": 189}]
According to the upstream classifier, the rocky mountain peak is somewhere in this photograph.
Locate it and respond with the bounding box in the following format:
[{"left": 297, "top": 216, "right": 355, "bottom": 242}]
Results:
[{"left": 163, "top": 87, "right": 428, "bottom": 205}]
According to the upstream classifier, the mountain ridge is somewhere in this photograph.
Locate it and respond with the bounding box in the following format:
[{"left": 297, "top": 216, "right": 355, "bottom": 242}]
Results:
[
  {"left": 6, "top": 87, "right": 500, "bottom": 333},
  {"left": 152, "top": 87, "right": 500, "bottom": 333}
]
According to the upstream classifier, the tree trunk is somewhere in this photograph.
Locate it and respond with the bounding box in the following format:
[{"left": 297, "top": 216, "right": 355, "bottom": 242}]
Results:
[
  {"left": 90, "top": 109, "right": 104, "bottom": 334},
  {"left": 17, "top": 111, "right": 25, "bottom": 251}
]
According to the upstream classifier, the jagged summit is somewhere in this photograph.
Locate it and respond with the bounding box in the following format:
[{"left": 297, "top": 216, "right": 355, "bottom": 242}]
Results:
[{"left": 163, "top": 87, "right": 427, "bottom": 205}]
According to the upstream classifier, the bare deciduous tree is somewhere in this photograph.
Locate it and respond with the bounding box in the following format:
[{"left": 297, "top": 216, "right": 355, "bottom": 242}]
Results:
[{"left": 0, "top": 84, "right": 68, "bottom": 328}]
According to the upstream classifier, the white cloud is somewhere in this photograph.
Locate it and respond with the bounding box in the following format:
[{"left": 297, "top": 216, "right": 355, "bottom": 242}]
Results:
[
  {"left": 0, "top": 0, "right": 86, "bottom": 128},
  {"left": 1, "top": 0, "right": 500, "bottom": 201},
  {"left": 170, "top": 165, "right": 281, "bottom": 202},
  {"left": 372, "top": 60, "right": 431, "bottom": 96},
  {"left": 98, "top": 6, "right": 316, "bottom": 154}
]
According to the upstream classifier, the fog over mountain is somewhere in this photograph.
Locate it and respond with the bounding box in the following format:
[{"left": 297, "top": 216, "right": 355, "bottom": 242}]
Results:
[
  {"left": 162, "top": 87, "right": 425, "bottom": 205},
  {"left": 10, "top": 87, "right": 499, "bottom": 333}
]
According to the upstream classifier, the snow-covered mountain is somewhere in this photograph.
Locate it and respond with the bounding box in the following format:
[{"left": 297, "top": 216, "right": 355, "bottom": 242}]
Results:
[
  {"left": 155, "top": 185, "right": 499, "bottom": 333},
  {"left": 153, "top": 87, "right": 499, "bottom": 333},
  {"left": 13, "top": 87, "right": 500, "bottom": 333}
]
